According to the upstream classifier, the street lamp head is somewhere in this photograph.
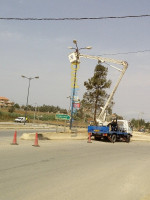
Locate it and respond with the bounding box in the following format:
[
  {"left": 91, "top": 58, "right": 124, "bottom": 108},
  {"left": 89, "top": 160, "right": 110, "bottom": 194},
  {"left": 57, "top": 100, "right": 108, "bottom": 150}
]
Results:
[
  {"left": 68, "top": 46, "right": 75, "bottom": 49},
  {"left": 73, "top": 40, "right": 77, "bottom": 44},
  {"left": 79, "top": 46, "right": 92, "bottom": 51},
  {"left": 86, "top": 46, "right": 92, "bottom": 49},
  {"left": 21, "top": 75, "right": 39, "bottom": 80}
]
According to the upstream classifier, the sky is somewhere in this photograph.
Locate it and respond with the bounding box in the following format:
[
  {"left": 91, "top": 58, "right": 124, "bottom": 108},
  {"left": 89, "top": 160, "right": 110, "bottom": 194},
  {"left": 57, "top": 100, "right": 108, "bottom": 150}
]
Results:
[{"left": 0, "top": 0, "right": 150, "bottom": 121}]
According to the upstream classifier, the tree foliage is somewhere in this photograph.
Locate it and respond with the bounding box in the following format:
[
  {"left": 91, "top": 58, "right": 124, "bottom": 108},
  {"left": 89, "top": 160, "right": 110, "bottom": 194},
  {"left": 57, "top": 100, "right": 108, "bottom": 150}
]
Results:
[
  {"left": 81, "top": 63, "right": 112, "bottom": 124},
  {"left": 14, "top": 103, "right": 20, "bottom": 109},
  {"left": 131, "top": 118, "right": 150, "bottom": 130},
  {"left": 8, "top": 106, "right": 15, "bottom": 113},
  {"left": 38, "top": 104, "right": 67, "bottom": 114},
  {"left": 20, "top": 104, "right": 67, "bottom": 114}
]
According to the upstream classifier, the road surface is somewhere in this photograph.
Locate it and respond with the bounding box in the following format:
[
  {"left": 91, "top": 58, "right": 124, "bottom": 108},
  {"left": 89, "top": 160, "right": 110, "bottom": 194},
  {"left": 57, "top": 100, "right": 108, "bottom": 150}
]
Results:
[
  {"left": 0, "top": 129, "right": 53, "bottom": 137},
  {"left": 0, "top": 140, "right": 150, "bottom": 200}
]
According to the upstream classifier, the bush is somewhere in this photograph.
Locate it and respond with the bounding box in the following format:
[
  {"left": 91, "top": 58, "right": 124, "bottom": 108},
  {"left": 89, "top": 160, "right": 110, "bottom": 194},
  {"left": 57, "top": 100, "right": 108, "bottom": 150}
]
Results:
[
  {"left": 40, "top": 114, "right": 55, "bottom": 121},
  {"left": 8, "top": 106, "right": 15, "bottom": 113},
  {"left": 0, "top": 110, "right": 21, "bottom": 121}
]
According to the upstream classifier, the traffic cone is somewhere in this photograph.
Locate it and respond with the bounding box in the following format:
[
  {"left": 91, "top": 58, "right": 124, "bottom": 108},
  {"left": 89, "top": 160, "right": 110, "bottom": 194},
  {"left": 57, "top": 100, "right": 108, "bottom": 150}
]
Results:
[
  {"left": 32, "top": 133, "right": 40, "bottom": 147},
  {"left": 11, "top": 131, "right": 18, "bottom": 145},
  {"left": 87, "top": 132, "right": 92, "bottom": 143}
]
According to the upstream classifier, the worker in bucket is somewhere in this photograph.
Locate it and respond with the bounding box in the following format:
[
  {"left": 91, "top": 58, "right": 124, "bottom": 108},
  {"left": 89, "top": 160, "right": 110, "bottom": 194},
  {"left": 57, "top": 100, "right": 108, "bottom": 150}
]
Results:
[{"left": 108, "top": 118, "right": 118, "bottom": 131}]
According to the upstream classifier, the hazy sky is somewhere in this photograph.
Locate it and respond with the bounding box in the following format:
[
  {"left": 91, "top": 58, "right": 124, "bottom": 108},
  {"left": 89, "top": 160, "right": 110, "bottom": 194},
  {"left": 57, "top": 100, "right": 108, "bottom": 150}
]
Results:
[{"left": 0, "top": 0, "right": 150, "bottom": 121}]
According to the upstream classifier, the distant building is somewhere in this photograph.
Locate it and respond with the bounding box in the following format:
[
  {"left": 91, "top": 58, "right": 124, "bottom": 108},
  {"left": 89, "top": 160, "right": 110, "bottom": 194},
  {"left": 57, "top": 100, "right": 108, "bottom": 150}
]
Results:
[{"left": 0, "top": 97, "right": 14, "bottom": 108}]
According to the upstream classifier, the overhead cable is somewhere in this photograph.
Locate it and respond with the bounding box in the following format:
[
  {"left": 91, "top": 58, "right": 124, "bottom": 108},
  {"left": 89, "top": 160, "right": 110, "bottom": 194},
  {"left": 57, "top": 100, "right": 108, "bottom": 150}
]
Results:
[
  {"left": 0, "top": 14, "right": 150, "bottom": 21},
  {"left": 99, "top": 50, "right": 150, "bottom": 56}
]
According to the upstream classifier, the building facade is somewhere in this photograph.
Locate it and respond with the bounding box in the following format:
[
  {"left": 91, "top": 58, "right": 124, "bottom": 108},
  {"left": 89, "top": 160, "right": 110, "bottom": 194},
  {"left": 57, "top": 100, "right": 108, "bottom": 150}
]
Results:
[{"left": 0, "top": 97, "right": 14, "bottom": 108}]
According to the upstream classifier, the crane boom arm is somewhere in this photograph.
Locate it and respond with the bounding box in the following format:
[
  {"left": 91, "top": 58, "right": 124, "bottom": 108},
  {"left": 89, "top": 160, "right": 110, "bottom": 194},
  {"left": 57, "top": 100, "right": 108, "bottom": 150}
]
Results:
[
  {"left": 79, "top": 54, "right": 128, "bottom": 71},
  {"left": 98, "top": 63, "right": 127, "bottom": 122},
  {"left": 79, "top": 54, "right": 128, "bottom": 123}
]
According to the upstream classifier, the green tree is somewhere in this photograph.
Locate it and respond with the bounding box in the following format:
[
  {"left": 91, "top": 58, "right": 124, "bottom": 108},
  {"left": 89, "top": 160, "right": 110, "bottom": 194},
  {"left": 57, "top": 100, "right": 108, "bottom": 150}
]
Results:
[
  {"left": 82, "top": 62, "right": 112, "bottom": 124},
  {"left": 8, "top": 106, "right": 15, "bottom": 113},
  {"left": 14, "top": 103, "right": 20, "bottom": 109},
  {"left": 38, "top": 104, "right": 67, "bottom": 114},
  {"left": 131, "top": 118, "right": 146, "bottom": 130},
  {"left": 73, "top": 108, "right": 84, "bottom": 120}
]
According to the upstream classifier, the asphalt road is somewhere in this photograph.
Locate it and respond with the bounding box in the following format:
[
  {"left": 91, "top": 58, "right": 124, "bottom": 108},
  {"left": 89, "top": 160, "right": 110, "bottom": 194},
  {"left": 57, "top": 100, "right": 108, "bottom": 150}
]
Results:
[
  {"left": 0, "top": 129, "right": 53, "bottom": 137},
  {"left": 0, "top": 129, "right": 52, "bottom": 145},
  {"left": 0, "top": 140, "right": 150, "bottom": 200}
]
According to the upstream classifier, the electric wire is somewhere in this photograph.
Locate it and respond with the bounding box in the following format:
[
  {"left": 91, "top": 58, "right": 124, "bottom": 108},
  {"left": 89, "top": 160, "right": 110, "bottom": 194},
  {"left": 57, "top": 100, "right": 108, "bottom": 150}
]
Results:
[
  {"left": 0, "top": 14, "right": 150, "bottom": 21},
  {"left": 0, "top": 14, "right": 150, "bottom": 57},
  {"left": 99, "top": 50, "right": 150, "bottom": 56}
]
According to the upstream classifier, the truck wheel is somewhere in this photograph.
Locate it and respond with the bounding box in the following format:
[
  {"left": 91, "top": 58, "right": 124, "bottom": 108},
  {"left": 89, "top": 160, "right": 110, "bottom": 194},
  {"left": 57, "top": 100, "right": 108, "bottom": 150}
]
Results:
[
  {"left": 95, "top": 136, "right": 98, "bottom": 140},
  {"left": 95, "top": 136, "right": 101, "bottom": 141},
  {"left": 111, "top": 134, "right": 117, "bottom": 143},
  {"left": 126, "top": 135, "right": 130, "bottom": 143}
]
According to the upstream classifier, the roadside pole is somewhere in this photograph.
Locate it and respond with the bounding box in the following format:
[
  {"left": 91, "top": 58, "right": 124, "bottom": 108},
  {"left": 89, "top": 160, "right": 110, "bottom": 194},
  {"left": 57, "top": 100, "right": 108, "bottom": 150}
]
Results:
[
  {"left": 56, "top": 119, "right": 58, "bottom": 133},
  {"left": 55, "top": 114, "right": 70, "bottom": 133},
  {"left": 64, "top": 120, "right": 67, "bottom": 132}
]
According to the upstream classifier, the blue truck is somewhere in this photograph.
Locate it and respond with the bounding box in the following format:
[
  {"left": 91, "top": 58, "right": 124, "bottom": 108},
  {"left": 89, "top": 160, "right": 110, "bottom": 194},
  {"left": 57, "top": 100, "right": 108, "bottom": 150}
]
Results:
[{"left": 88, "top": 120, "right": 132, "bottom": 143}]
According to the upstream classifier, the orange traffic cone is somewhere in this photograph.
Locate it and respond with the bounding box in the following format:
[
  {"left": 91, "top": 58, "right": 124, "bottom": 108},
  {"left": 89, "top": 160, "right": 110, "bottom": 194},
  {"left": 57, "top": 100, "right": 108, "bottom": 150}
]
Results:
[
  {"left": 87, "top": 132, "right": 92, "bottom": 143},
  {"left": 32, "top": 133, "right": 40, "bottom": 147},
  {"left": 11, "top": 131, "right": 18, "bottom": 145}
]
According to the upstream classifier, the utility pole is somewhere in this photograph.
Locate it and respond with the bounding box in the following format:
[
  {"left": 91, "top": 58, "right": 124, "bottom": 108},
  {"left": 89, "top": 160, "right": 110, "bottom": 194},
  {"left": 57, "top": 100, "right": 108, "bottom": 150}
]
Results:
[
  {"left": 21, "top": 75, "right": 39, "bottom": 125},
  {"left": 68, "top": 40, "right": 92, "bottom": 129}
]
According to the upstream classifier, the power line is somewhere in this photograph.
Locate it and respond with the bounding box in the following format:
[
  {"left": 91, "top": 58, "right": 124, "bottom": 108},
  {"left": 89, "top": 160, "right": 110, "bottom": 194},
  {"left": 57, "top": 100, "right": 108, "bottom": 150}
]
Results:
[
  {"left": 0, "top": 14, "right": 150, "bottom": 21},
  {"left": 99, "top": 49, "right": 150, "bottom": 56}
]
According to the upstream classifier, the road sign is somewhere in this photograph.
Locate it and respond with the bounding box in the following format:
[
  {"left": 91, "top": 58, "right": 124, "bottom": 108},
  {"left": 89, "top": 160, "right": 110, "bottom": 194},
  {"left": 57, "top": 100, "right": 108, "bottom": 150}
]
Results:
[
  {"left": 73, "top": 103, "right": 80, "bottom": 108},
  {"left": 55, "top": 114, "right": 71, "bottom": 120}
]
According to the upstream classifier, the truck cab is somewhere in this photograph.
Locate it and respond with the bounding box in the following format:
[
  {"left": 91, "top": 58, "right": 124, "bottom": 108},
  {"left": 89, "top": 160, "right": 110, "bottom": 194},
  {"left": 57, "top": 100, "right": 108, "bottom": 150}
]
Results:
[{"left": 117, "top": 120, "right": 132, "bottom": 134}]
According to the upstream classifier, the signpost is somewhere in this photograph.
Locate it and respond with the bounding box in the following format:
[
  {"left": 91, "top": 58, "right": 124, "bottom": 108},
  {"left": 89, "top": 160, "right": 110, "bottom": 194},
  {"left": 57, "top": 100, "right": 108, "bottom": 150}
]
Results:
[
  {"left": 55, "top": 114, "right": 71, "bottom": 121},
  {"left": 55, "top": 114, "right": 71, "bottom": 133},
  {"left": 73, "top": 103, "right": 80, "bottom": 108}
]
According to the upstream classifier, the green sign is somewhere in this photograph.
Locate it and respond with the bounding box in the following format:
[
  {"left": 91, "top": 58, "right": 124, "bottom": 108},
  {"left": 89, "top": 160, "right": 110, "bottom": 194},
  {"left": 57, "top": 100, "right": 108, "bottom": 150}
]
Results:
[{"left": 55, "top": 114, "right": 71, "bottom": 120}]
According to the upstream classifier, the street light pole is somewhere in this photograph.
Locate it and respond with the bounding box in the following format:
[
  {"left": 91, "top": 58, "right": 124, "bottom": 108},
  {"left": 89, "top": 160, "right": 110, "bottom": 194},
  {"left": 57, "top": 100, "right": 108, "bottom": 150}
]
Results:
[
  {"left": 67, "top": 96, "right": 72, "bottom": 114},
  {"left": 34, "top": 103, "right": 37, "bottom": 122},
  {"left": 68, "top": 40, "right": 92, "bottom": 129},
  {"left": 138, "top": 112, "right": 144, "bottom": 130},
  {"left": 21, "top": 75, "right": 39, "bottom": 125},
  {"left": 70, "top": 41, "right": 79, "bottom": 130}
]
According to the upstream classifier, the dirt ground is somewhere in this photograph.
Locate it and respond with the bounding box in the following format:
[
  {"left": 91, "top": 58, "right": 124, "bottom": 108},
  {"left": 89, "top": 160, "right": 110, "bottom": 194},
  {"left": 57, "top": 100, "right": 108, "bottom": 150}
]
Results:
[
  {"left": 132, "top": 131, "right": 150, "bottom": 142},
  {"left": 20, "top": 128, "right": 150, "bottom": 142}
]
